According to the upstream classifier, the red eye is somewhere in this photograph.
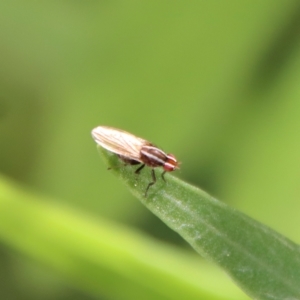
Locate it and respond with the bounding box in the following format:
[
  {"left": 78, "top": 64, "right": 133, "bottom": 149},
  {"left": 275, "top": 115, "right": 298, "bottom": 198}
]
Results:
[{"left": 163, "top": 154, "right": 178, "bottom": 172}]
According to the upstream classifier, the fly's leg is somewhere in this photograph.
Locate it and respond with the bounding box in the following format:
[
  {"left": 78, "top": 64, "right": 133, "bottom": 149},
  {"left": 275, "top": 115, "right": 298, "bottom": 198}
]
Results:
[
  {"left": 133, "top": 164, "right": 145, "bottom": 187},
  {"left": 135, "top": 164, "right": 145, "bottom": 174},
  {"left": 145, "top": 169, "right": 156, "bottom": 197},
  {"left": 161, "top": 171, "right": 166, "bottom": 182}
]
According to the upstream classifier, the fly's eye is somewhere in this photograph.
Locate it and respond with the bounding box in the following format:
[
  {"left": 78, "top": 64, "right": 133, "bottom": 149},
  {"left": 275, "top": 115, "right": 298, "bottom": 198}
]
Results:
[
  {"left": 163, "top": 163, "right": 175, "bottom": 172},
  {"left": 163, "top": 154, "right": 178, "bottom": 172}
]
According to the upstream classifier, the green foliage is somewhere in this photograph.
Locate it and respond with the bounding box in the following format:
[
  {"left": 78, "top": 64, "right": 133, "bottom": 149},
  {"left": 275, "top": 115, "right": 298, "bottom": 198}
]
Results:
[{"left": 101, "top": 148, "right": 300, "bottom": 300}]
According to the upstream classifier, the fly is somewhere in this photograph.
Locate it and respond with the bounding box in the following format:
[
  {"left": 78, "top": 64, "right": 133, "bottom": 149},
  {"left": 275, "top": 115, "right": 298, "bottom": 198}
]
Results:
[{"left": 91, "top": 126, "right": 179, "bottom": 196}]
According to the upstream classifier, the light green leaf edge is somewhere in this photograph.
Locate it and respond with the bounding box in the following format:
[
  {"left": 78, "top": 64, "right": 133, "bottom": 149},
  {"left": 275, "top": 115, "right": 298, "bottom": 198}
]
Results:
[
  {"left": 0, "top": 174, "right": 248, "bottom": 300},
  {"left": 100, "top": 148, "right": 300, "bottom": 300}
]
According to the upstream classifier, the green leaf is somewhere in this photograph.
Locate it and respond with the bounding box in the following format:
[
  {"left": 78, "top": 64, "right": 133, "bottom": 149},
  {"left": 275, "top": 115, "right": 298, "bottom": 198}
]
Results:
[{"left": 100, "top": 147, "right": 300, "bottom": 300}]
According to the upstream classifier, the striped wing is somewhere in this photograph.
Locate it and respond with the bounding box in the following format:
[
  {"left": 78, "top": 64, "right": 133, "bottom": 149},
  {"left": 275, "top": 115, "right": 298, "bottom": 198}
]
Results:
[{"left": 91, "top": 126, "right": 147, "bottom": 162}]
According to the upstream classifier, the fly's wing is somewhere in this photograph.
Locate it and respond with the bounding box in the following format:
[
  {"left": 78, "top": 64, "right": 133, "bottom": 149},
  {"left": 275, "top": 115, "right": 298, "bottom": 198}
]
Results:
[{"left": 91, "top": 126, "right": 147, "bottom": 162}]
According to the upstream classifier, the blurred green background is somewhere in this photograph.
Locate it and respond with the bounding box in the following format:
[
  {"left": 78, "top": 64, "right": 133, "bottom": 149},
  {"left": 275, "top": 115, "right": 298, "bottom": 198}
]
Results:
[{"left": 1, "top": 1, "right": 300, "bottom": 299}]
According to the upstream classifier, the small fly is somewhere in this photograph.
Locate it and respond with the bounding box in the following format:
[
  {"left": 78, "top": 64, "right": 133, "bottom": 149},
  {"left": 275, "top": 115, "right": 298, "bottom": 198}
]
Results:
[{"left": 91, "top": 126, "right": 179, "bottom": 196}]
